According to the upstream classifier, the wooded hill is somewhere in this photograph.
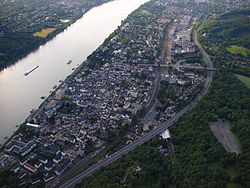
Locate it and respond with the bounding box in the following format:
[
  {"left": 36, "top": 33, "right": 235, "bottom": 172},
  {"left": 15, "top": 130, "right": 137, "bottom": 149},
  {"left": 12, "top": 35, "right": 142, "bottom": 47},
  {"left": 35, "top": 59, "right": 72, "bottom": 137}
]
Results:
[{"left": 197, "top": 8, "right": 250, "bottom": 76}]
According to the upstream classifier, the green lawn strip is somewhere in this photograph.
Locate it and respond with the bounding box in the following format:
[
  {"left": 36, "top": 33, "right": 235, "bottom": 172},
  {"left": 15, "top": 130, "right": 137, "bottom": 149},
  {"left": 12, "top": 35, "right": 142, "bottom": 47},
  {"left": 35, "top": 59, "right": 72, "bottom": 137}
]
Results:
[
  {"left": 227, "top": 45, "right": 250, "bottom": 57},
  {"left": 235, "top": 74, "right": 250, "bottom": 88}
]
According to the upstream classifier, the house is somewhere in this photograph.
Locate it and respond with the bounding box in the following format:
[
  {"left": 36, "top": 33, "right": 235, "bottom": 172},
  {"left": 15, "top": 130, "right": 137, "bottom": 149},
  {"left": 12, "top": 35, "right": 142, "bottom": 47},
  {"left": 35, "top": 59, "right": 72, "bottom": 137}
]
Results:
[
  {"left": 11, "top": 165, "right": 20, "bottom": 173},
  {"left": 161, "top": 74, "right": 170, "bottom": 82},
  {"left": 44, "top": 174, "right": 54, "bottom": 182},
  {"left": 31, "top": 177, "right": 40, "bottom": 185},
  {"left": 26, "top": 123, "right": 41, "bottom": 130},
  {"left": 44, "top": 161, "right": 55, "bottom": 171},
  {"left": 161, "top": 129, "right": 171, "bottom": 139},
  {"left": 158, "top": 18, "right": 171, "bottom": 23},
  {"left": 23, "top": 163, "right": 37, "bottom": 173},
  {"left": 55, "top": 159, "right": 72, "bottom": 176},
  {"left": 0, "top": 155, "right": 11, "bottom": 169},
  {"left": 53, "top": 153, "right": 63, "bottom": 164},
  {"left": 5, "top": 140, "right": 25, "bottom": 153},
  {"left": 20, "top": 141, "right": 36, "bottom": 156},
  {"left": 18, "top": 172, "right": 27, "bottom": 179},
  {"left": 135, "top": 166, "right": 142, "bottom": 173},
  {"left": 43, "top": 144, "right": 60, "bottom": 155},
  {"left": 43, "top": 171, "right": 49, "bottom": 177},
  {"left": 38, "top": 156, "right": 48, "bottom": 164},
  {"left": 35, "top": 162, "right": 42, "bottom": 169},
  {"left": 18, "top": 181, "right": 26, "bottom": 187},
  {"left": 5, "top": 139, "right": 36, "bottom": 157},
  {"left": 61, "top": 150, "right": 67, "bottom": 156}
]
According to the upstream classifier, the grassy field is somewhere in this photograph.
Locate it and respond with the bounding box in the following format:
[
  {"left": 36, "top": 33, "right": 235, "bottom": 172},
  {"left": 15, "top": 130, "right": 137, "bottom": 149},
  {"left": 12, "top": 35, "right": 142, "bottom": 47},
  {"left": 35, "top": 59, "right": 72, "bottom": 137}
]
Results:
[
  {"left": 33, "top": 28, "right": 56, "bottom": 38},
  {"left": 235, "top": 74, "right": 250, "bottom": 88},
  {"left": 140, "top": 9, "right": 150, "bottom": 15},
  {"left": 60, "top": 19, "right": 70, "bottom": 23},
  {"left": 227, "top": 45, "right": 250, "bottom": 57}
]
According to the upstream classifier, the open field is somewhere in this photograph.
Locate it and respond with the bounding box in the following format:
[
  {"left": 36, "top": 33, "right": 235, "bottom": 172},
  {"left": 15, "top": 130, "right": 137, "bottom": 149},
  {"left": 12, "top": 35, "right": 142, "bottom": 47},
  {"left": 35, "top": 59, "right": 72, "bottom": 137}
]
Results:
[
  {"left": 33, "top": 28, "right": 56, "bottom": 38},
  {"left": 235, "top": 74, "right": 250, "bottom": 88},
  {"left": 140, "top": 9, "right": 150, "bottom": 14},
  {"left": 226, "top": 45, "right": 250, "bottom": 57},
  {"left": 209, "top": 120, "right": 241, "bottom": 155},
  {"left": 60, "top": 19, "right": 70, "bottom": 23}
]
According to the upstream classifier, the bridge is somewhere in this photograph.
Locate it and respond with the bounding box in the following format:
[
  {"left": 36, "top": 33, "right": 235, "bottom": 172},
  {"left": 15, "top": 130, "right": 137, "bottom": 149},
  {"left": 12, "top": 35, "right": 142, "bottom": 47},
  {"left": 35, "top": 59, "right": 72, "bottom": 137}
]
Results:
[{"left": 138, "top": 63, "right": 217, "bottom": 71}]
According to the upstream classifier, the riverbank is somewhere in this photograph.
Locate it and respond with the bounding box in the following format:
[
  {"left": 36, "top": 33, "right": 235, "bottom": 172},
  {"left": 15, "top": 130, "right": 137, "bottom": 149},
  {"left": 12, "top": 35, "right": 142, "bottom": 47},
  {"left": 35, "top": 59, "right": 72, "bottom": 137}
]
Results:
[{"left": 0, "top": 0, "right": 112, "bottom": 71}]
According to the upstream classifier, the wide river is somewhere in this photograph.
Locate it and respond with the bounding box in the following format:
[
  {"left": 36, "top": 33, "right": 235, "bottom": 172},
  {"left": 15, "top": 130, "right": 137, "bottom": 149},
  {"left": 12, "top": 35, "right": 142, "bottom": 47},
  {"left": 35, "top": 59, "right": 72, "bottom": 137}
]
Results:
[{"left": 0, "top": 0, "right": 148, "bottom": 145}]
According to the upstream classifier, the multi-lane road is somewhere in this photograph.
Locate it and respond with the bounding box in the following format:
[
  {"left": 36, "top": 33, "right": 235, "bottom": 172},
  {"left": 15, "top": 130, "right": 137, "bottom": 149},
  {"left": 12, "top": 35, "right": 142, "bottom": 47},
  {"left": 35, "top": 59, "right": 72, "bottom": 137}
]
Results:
[{"left": 60, "top": 27, "right": 214, "bottom": 188}]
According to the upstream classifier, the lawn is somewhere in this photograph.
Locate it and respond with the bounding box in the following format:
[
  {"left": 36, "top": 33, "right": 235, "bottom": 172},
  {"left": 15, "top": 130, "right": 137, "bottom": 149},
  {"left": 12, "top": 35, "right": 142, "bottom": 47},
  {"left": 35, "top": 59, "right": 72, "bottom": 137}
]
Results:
[
  {"left": 140, "top": 9, "right": 150, "bottom": 15},
  {"left": 33, "top": 28, "right": 56, "bottom": 38},
  {"left": 235, "top": 74, "right": 250, "bottom": 88},
  {"left": 227, "top": 45, "right": 250, "bottom": 57},
  {"left": 60, "top": 19, "right": 70, "bottom": 23}
]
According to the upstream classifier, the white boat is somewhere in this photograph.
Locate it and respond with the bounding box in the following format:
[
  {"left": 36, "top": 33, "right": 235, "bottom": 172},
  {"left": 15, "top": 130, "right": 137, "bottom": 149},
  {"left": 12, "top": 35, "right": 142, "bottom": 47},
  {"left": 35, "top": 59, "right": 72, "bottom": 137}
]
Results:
[
  {"left": 67, "top": 60, "right": 72, "bottom": 64},
  {"left": 24, "top": 65, "right": 39, "bottom": 76}
]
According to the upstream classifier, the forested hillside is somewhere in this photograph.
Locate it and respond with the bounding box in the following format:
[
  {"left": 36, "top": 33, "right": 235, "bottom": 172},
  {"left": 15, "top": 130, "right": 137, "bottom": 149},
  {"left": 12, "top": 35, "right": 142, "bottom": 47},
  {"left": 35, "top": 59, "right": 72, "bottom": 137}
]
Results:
[{"left": 198, "top": 8, "right": 250, "bottom": 76}]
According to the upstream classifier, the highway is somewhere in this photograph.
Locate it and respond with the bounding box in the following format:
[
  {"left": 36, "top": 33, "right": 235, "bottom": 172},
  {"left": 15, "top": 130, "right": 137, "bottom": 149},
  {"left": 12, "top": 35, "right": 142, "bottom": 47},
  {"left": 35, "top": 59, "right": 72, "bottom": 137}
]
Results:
[{"left": 60, "top": 26, "right": 214, "bottom": 188}]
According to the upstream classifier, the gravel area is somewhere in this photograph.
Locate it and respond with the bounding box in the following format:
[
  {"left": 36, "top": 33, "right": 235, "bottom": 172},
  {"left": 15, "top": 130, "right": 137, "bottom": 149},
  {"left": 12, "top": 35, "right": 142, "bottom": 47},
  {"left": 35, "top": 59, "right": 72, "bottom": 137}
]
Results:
[{"left": 209, "top": 120, "right": 241, "bottom": 155}]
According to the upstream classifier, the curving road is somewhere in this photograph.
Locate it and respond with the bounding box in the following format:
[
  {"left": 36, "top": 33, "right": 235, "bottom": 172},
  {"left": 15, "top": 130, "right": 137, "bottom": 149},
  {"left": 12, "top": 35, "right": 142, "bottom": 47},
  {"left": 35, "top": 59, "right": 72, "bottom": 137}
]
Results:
[{"left": 59, "top": 26, "right": 214, "bottom": 188}]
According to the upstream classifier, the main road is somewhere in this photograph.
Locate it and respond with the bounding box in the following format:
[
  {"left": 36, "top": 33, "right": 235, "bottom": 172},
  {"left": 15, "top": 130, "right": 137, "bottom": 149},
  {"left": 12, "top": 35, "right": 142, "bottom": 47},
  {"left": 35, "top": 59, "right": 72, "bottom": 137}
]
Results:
[{"left": 60, "top": 25, "right": 214, "bottom": 188}]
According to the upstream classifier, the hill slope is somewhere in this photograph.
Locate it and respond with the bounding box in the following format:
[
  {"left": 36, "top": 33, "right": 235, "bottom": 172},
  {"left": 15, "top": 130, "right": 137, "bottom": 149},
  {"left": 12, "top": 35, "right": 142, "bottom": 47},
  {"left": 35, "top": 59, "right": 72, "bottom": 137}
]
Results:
[{"left": 198, "top": 8, "right": 250, "bottom": 76}]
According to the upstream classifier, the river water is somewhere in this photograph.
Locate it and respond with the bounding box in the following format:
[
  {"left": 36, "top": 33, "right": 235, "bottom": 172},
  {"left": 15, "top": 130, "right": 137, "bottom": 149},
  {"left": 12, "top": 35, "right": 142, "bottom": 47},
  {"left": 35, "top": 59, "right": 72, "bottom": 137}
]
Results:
[{"left": 0, "top": 0, "right": 148, "bottom": 145}]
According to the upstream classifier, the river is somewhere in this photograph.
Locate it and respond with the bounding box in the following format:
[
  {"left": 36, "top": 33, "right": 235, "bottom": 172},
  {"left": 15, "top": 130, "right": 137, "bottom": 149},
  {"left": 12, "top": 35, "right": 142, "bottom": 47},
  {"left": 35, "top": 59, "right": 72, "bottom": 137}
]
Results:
[{"left": 0, "top": 0, "right": 148, "bottom": 145}]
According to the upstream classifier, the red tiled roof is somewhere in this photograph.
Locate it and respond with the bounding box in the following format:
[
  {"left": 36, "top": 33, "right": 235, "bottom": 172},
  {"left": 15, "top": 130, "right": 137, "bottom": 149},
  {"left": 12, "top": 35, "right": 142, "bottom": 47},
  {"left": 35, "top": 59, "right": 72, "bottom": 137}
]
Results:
[
  {"left": 158, "top": 19, "right": 171, "bottom": 23},
  {"left": 24, "top": 163, "right": 37, "bottom": 171},
  {"left": 235, "top": 61, "right": 248, "bottom": 65}
]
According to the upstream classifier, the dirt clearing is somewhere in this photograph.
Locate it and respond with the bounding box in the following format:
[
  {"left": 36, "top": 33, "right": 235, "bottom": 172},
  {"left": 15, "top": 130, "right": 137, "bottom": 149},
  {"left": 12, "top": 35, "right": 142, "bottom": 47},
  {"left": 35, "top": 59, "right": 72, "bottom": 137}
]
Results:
[{"left": 209, "top": 120, "right": 241, "bottom": 155}]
